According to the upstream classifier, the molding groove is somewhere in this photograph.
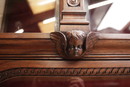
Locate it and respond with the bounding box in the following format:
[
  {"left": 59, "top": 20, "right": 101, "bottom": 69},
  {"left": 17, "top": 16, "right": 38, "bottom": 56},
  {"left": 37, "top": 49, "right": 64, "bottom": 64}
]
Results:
[{"left": 0, "top": 67, "right": 130, "bottom": 82}]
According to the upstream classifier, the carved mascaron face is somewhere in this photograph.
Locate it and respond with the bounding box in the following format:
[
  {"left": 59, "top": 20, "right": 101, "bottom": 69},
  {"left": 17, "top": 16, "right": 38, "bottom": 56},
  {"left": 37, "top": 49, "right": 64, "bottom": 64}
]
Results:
[
  {"left": 66, "top": 30, "right": 86, "bottom": 57},
  {"left": 68, "top": 38, "right": 84, "bottom": 57},
  {"left": 50, "top": 30, "right": 97, "bottom": 59}
]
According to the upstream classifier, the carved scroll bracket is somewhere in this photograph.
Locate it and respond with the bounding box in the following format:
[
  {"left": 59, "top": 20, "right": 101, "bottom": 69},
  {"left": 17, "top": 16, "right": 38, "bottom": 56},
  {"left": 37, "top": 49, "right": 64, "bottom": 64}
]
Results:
[{"left": 50, "top": 30, "right": 98, "bottom": 59}]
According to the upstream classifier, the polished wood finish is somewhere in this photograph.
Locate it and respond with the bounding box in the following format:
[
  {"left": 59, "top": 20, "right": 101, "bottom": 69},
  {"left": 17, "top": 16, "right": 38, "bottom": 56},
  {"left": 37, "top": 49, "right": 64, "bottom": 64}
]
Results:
[
  {"left": 60, "top": 0, "right": 89, "bottom": 32},
  {"left": 50, "top": 30, "right": 97, "bottom": 59},
  {"left": 2, "top": 76, "right": 130, "bottom": 87},
  {"left": 0, "top": 33, "right": 130, "bottom": 59}
]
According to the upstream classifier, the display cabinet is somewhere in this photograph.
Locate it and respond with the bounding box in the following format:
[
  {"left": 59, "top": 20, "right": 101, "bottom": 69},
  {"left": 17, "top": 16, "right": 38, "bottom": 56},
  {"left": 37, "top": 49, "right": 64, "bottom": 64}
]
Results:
[{"left": 0, "top": 0, "right": 130, "bottom": 87}]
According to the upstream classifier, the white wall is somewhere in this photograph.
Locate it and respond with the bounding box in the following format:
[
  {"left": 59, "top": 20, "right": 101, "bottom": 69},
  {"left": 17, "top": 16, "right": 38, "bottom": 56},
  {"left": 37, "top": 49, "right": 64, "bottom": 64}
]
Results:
[{"left": 0, "top": 0, "right": 6, "bottom": 31}]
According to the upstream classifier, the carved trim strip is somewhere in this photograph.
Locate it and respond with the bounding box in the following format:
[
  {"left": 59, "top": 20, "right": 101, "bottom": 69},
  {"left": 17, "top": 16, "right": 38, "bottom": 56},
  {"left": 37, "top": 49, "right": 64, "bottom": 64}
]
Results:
[{"left": 0, "top": 67, "right": 130, "bottom": 82}]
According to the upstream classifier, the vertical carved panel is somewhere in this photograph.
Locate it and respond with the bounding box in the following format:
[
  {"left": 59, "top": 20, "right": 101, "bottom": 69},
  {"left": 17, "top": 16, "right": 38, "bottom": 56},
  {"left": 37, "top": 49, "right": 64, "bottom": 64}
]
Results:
[{"left": 60, "top": 0, "right": 89, "bottom": 32}]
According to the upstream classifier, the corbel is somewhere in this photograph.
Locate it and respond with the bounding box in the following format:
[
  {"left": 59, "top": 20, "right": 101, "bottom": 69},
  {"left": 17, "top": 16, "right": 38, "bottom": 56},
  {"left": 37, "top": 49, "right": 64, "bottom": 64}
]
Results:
[{"left": 50, "top": 30, "right": 97, "bottom": 59}]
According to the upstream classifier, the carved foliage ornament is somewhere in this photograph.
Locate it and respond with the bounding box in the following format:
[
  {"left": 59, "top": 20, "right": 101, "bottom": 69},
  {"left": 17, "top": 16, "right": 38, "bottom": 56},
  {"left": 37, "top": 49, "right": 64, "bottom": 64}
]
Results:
[
  {"left": 50, "top": 30, "right": 98, "bottom": 59},
  {"left": 67, "top": 0, "right": 80, "bottom": 7}
]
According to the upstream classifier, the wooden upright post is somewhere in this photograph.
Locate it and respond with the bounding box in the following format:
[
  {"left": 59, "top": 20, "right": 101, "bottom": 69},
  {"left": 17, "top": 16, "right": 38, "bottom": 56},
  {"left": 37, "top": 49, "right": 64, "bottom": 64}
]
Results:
[{"left": 59, "top": 0, "right": 90, "bottom": 32}]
